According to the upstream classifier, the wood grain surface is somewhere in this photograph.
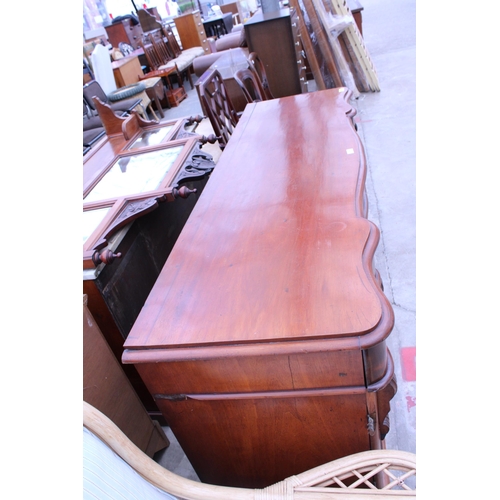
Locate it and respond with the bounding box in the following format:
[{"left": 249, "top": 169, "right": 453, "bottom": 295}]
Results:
[{"left": 124, "top": 89, "right": 391, "bottom": 356}]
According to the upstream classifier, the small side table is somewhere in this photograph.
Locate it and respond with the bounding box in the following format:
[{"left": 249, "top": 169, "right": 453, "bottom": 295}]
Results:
[
  {"left": 111, "top": 52, "right": 145, "bottom": 87},
  {"left": 142, "top": 76, "right": 166, "bottom": 118}
]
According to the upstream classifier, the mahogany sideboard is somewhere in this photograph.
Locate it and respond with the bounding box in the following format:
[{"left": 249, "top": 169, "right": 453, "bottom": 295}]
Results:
[{"left": 123, "top": 88, "right": 397, "bottom": 487}]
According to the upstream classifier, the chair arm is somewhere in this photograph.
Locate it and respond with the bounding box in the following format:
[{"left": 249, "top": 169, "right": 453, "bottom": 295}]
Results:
[
  {"left": 84, "top": 401, "right": 416, "bottom": 499},
  {"left": 193, "top": 52, "right": 225, "bottom": 77},
  {"left": 215, "top": 31, "right": 242, "bottom": 51}
]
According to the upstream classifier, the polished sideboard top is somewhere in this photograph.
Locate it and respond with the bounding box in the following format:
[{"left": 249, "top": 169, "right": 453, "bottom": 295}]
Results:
[{"left": 123, "top": 88, "right": 393, "bottom": 361}]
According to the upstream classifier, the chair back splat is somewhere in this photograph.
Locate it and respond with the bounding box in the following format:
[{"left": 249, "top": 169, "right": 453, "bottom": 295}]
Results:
[
  {"left": 150, "top": 35, "right": 172, "bottom": 66},
  {"left": 248, "top": 52, "right": 274, "bottom": 100},
  {"left": 141, "top": 41, "right": 164, "bottom": 71},
  {"left": 196, "top": 68, "right": 239, "bottom": 150},
  {"left": 162, "top": 24, "right": 182, "bottom": 58},
  {"left": 143, "top": 33, "right": 193, "bottom": 90},
  {"left": 234, "top": 68, "right": 267, "bottom": 104}
]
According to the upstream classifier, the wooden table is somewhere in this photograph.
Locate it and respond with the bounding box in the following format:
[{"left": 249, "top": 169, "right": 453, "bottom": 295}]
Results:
[
  {"left": 123, "top": 88, "right": 397, "bottom": 488},
  {"left": 142, "top": 76, "right": 166, "bottom": 118},
  {"left": 203, "top": 12, "right": 234, "bottom": 37}
]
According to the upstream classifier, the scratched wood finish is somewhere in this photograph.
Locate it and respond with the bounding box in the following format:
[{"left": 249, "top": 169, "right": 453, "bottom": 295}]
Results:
[
  {"left": 155, "top": 393, "right": 370, "bottom": 487},
  {"left": 123, "top": 88, "right": 396, "bottom": 487}
]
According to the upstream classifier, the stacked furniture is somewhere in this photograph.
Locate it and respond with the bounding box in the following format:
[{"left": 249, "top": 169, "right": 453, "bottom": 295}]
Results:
[
  {"left": 144, "top": 24, "right": 205, "bottom": 91},
  {"left": 83, "top": 100, "right": 216, "bottom": 417},
  {"left": 105, "top": 16, "right": 144, "bottom": 50}
]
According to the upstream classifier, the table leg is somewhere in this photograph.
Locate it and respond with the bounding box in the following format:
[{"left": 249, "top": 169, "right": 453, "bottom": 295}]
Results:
[
  {"left": 145, "top": 89, "right": 164, "bottom": 118},
  {"left": 154, "top": 95, "right": 165, "bottom": 118},
  {"left": 148, "top": 103, "right": 159, "bottom": 121}
]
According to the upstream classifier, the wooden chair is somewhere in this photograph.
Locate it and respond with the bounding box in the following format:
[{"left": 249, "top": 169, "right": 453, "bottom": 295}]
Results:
[
  {"left": 83, "top": 80, "right": 143, "bottom": 118},
  {"left": 248, "top": 52, "right": 274, "bottom": 100},
  {"left": 234, "top": 67, "right": 267, "bottom": 103},
  {"left": 140, "top": 41, "right": 181, "bottom": 87},
  {"left": 149, "top": 30, "right": 173, "bottom": 63},
  {"left": 148, "top": 30, "right": 194, "bottom": 89},
  {"left": 161, "top": 23, "right": 182, "bottom": 58},
  {"left": 141, "top": 40, "right": 167, "bottom": 73},
  {"left": 84, "top": 401, "right": 416, "bottom": 499},
  {"left": 196, "top": 68, "right": 239, "bottom": 150}
]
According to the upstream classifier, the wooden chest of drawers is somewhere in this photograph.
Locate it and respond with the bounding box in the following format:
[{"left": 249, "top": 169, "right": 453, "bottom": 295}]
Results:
[
  {"left": 105, "top": 19, "right": 144, "bottom": 50},
  {"left": 244, "top": 8, "right": 307, "bottom": 98},
  {"left": 174, "top": 10, "right": 211, "bottom": 54}
]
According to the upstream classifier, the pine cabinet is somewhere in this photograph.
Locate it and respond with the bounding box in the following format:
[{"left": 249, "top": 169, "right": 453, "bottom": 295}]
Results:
[{"left": 174, "top": 10, "right": 211, "bottom": 54}]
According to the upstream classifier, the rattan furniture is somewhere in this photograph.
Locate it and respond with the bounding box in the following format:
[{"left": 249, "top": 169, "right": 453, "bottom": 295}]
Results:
[{"left": 84, "top": 401, "right": 416, "bottom": 498}]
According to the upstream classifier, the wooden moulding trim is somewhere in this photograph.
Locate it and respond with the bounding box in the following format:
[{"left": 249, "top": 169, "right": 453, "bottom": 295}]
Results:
[
  {"left": 366, "top": 350, "right": 394, "bottom": 393},
  {"left": 93, "top": 97, "right": 156, "bottom": 138},
  {"left": 363, "top": 222, "right": 395, "bottom": 339},
  {"left": 154, "top": 385, "right": 368, "bottom": 402},
  {"left": 87, "top": 144, "right": 214, "bottom": 253},
  {"left": 123, "top": 328, "right": 389, "bottom": 363}
]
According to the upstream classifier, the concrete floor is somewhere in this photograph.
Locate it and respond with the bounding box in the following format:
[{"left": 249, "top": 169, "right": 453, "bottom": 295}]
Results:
[{"left": 152, "top": 0, "right": 416, "bottom": 480}]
